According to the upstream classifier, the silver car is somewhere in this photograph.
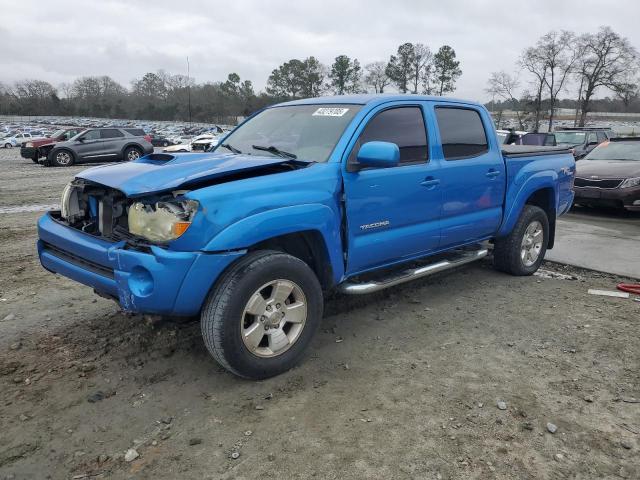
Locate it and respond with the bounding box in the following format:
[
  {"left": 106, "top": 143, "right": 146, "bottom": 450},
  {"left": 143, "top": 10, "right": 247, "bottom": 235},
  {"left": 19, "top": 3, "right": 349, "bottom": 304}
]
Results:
[{"left": 45, "top": 128, "right": 154, "bottom": 167}]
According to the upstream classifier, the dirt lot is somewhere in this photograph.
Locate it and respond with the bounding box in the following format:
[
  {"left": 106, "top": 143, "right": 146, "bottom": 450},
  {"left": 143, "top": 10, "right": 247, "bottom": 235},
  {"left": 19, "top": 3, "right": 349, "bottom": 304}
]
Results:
[{"left": 1, "top": 149, "right": 639, "bottom": 480}]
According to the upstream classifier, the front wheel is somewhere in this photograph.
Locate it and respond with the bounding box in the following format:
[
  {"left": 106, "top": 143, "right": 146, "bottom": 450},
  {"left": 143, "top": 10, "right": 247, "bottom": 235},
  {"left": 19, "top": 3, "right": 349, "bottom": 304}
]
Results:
[
  {"left": 493, "top": 205, "right": 549, "bottom": 276},
  {"left": 124, "top": 146, "right": 143, "bottom": 161},
  {"left": 51, "top": 150, "right": 74, "bottom": 167},
  {"left": 4, "top": 143, "right": 12, "bottom": 149},
  {"left": 201, "top": 250, "right": 323, "bottom": 379}
]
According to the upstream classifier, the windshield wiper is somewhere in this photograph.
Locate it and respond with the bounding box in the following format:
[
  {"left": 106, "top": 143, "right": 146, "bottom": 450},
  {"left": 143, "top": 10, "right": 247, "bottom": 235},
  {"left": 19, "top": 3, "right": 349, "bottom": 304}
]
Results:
[
  {"left": 251, "top": 144, "right": 297, "bottom": 159},
  {"left": 219, "top": 143, "right": 241, "bottom": 154}
]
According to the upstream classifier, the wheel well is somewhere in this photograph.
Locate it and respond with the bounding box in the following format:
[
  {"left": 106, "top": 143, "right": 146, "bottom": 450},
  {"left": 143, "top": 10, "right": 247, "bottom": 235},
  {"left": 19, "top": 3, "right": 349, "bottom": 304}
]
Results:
[
  {"left": 248, "top": 231, "right": 334, "bottom": 290},
  {"left": 525, "top": 188, "right": 556, "bottom": 249},
  {"left": 122, "top": 143, "right": 143, "bottom": 155}
]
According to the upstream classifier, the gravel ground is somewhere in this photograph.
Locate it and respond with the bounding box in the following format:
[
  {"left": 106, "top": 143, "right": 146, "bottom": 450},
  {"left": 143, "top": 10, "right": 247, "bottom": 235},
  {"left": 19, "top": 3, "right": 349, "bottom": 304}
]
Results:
[{"left": 0, "top": 148, "right": 639, "bottom": 479}]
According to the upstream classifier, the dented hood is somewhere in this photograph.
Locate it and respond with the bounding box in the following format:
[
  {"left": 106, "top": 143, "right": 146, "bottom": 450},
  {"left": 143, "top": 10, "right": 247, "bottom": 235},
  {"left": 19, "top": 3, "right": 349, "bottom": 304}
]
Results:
[{"left": 76, "top": 152, "right": 292, "bottom": 196}]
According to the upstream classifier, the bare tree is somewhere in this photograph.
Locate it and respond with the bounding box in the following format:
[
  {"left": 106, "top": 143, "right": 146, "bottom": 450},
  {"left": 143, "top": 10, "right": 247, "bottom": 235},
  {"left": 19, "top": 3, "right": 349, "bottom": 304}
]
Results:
[
  {"left": 520, "top": 46, "right": 548, "bottom": 132},
  {"left": 486, "top": 71, "right": 524, "bottom": 129},
  {"left": 364, "top": 62, "right": 391, "bottom": 93},
  {"left": 535, "top": 31, "right": 579, "bottom": 130},
  {"left": 574, "top": 26, "right": 638, "bottom": 126},
  {"left": 410, "top": 44, "right": 432, "bottom": 94}
]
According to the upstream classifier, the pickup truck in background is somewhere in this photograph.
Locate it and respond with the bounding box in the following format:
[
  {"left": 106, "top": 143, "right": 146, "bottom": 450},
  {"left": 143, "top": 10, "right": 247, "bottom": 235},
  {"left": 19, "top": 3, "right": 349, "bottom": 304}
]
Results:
[
  {"left": 37, "top": 94, "right": 575, "bottom": 379},
  {"left": 20, "top": 128, "right": 85, "bottom": 162}
]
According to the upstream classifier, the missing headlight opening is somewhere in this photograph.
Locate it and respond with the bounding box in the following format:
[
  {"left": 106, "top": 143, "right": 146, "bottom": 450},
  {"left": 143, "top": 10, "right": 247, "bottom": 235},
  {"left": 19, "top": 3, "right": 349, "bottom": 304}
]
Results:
[{"left": 57, "top": 179, "right": 195, "bottom": 244}]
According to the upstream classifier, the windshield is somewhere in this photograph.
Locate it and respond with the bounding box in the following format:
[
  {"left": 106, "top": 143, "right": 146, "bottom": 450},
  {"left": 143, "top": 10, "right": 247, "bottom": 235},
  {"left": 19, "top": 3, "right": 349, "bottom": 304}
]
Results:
[
  {"left": 554, "top": 132, "right": 586, "bottom": 146},
  {"left": 584, "top": 141, "right": 640, "bottom": 161},
  {"left": 50, "top": 129, "right": 65, "bottom": 138},
  {"left": 215, "top": 104, "right": 362, "bottom": 162}
]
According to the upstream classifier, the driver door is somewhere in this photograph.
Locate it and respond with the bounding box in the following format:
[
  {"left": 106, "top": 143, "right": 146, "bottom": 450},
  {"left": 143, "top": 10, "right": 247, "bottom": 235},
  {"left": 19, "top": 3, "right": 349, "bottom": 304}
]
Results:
[
  {"left": 342, "top": 105, "right": 442, "bottom": 275},
  {"left": 74, "top": 129, "right": 104, "bottom": 160}
]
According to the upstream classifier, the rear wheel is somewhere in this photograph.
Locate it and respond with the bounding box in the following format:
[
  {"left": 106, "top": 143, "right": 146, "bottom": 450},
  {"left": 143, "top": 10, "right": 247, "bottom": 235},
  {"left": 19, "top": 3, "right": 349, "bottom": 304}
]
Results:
[
  {"left": 4, "top": 143, "right": 12, "bottom": 149},
  {"left": 163, "top": 141, "right": 169, "bottom": 147},
  {"left": 493, "top": 205, "right": 549, "bottom": 276},
  {"left": 51, "top": 149, "right": 74, "bottom": 167},
  {"left": 201, "top": 250, "right": 323, "bottom": 379}
]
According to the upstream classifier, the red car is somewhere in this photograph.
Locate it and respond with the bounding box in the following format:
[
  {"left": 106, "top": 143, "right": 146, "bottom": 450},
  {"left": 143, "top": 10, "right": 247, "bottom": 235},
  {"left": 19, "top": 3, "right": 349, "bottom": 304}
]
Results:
[{"left": 20, "top": 128, "right": 85, "bottom": 163}]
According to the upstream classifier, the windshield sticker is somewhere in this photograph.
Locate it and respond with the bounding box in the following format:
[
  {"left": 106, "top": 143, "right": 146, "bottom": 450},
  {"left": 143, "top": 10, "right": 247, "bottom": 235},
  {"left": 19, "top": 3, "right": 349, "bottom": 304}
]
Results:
[{"left": 313, "top": 107, "right": 350, "bottom": 117}]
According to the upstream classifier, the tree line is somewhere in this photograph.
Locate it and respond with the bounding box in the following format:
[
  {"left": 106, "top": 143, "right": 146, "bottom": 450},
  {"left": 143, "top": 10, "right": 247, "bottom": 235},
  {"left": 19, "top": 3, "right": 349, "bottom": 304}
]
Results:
[
  {"left": 486, "top": 26, "right": 639, "bottom": 131},
  {"left": 0, "top": 42, "right": 461, "bottom": 123}
]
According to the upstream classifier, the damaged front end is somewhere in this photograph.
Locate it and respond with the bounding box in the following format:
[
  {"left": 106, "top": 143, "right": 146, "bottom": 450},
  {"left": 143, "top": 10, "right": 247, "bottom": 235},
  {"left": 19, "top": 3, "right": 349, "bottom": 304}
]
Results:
[{"left": 57, "top": 178, "right": 197, "bottom": 246}]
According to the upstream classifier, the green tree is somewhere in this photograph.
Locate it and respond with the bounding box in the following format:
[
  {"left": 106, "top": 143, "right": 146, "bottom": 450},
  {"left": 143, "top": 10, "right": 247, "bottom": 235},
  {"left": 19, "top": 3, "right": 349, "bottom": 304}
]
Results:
[
  {"left": 266, "top": 59, "right": 305, "bottom": 99},
  {"left": 386, "top": 43, "right": 416, "bottom": 93},
  {"left": 300, "top": 56, "right": 326, "bottom": 97},
  {"left": 328, "top": 55, "right": 362, "bottom": 94},
  {"left": 433, "top": 45, "right": 462, "bottom": 95}
]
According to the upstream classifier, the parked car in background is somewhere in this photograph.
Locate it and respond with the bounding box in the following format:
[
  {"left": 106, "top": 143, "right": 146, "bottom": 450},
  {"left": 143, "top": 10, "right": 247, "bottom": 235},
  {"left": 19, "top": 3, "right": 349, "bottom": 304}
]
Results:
[
  {"left": 515, "top": 133, "right": 557, "bottom": 146},
  {"left": 554, "top": 127, "right": 614, "bottom": 159},
  {"left": 21, "top": 128, "right": 85, "bottom": 163},
  {"left": 496, "top": 129, "right": 527, "bottom": 145},
  {"left": 191, "top": 134, "right": 220, "bottom": 152},
  {"left": 573, "top": 137, "right": 640, "bottom": 211},
  {"left": 37, "top": 94, "right": 575, "bottom": 379},
  {"left": 163, "top": 142, "right": 192, "bottom": 153},
  {"left": 2, "top": 132, "right": 34, "bottom": 148},
  {"left": 149, "top": 135, "right": 174, "bottom": 147},
  {"left": 45, "top": 128, "right": 153, "bottom": 167}
]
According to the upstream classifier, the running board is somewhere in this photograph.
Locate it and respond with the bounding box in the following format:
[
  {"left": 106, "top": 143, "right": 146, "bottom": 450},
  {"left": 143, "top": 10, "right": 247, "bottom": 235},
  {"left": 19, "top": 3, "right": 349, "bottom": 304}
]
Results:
[{"left": 338, "top": 248, "right": 488, "bottom": 295}]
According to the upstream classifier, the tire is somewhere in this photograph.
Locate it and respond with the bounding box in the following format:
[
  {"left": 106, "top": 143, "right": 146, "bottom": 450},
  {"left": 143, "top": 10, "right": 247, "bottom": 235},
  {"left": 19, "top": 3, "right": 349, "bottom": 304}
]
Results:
[
  {"left": 51, "top": 149, "right": 75, "bottom": 167},
  {"left": 201, "top": 250, "right": 323, "bottom": 379},
  {"left": 31, "top": 153, "right": 39, "bottom": 163},
  {"left": 163, "top": 141, "right": 169, "bottom": 147},
  {"left": 493, "top": 205, "right": 549, "bottom": 276},
  {"left": 124, "top": 146, "right": 143, "bottom": 161},
  {"left": 4, "top": 143, "right": 12, "bottom": 149}
]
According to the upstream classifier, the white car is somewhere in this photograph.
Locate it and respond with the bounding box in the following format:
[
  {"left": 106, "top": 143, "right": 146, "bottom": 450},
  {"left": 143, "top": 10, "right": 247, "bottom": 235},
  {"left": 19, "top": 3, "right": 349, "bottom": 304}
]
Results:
[
  {"left": 191, "top": 134, "right": 220, "bottom": 152},
  {"left": 2, "top": 132, "right": 33, "bottom": 148}
]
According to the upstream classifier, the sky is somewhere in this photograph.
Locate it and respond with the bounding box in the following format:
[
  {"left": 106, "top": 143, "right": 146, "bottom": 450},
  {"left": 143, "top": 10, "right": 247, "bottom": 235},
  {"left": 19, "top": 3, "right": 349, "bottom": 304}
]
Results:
[{"left": 1, "top": 0, "right": 639, "bottom": 102}]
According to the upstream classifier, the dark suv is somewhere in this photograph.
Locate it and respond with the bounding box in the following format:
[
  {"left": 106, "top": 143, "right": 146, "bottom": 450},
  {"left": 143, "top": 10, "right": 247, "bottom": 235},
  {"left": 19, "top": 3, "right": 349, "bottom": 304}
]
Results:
[
  {"left": 45, "top": 128, "right": 154, "bottom": 167},
  {"left": 553, "top": 127, "right": 614, "bottom": 160}
]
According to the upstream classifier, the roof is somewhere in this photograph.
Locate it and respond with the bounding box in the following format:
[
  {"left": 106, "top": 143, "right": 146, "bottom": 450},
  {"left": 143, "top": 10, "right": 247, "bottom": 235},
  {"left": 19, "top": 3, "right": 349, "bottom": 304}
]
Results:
[{"left": 276, "top": 93, "right": 481, "bottom": 108}]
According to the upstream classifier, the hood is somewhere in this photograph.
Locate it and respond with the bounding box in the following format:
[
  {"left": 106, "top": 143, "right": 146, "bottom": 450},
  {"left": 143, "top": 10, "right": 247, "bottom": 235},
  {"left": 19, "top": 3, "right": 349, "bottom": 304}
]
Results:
[
  {"left": 576, "top": 160, "right": 640, "bottom": 179},
  {"left": 76, "top": 152, "right": 295, "bottom": 196}
]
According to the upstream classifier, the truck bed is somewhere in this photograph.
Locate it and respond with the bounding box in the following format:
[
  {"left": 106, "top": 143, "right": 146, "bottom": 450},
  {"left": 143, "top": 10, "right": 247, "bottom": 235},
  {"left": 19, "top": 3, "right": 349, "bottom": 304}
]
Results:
[{"left": 502, "top": 145, "right": 571, "bottom": 158}]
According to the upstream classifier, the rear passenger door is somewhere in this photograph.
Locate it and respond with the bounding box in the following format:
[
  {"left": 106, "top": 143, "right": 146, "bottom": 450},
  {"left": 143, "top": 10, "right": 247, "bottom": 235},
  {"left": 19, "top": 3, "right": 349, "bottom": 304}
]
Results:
[
  {"left": 433, "top": 105, "right": 506, "bottom": 248},
  {"left": 343, "top": 104, "right": 441, "bottom": 274}
]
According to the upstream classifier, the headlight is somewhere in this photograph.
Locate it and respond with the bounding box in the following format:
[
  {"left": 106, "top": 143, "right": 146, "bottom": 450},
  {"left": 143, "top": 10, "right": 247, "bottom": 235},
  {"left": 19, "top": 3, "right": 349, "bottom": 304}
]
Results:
[
  {"left": 128, "top": 199, "right": 198, "bottom": 242},
  {"left": 25, "top": 142, "right": 33, "bottom": 148},
  {"left": 620, "top": 177, "right": 640, "bottom": 189},
  {"left": 60, "top": 182, "right": 73, "bottom": 218}
]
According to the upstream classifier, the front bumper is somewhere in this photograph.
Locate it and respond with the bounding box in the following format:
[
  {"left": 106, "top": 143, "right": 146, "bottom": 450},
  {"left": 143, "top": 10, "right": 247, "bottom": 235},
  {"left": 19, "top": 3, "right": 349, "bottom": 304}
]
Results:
[
  {"left": 20, "top": 146, "right": 37, "bottom": 159},
  {"left": 574, "top": 185, "right": 640, "bottom": 211},
  {"left": 37, "top": 212, "right": 244, "bottom": 315}
]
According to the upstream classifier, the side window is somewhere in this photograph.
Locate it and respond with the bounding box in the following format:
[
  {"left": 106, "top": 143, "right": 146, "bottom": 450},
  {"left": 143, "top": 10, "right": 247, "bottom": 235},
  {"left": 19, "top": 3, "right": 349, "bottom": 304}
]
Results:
[
  {"left": 352, "top": 107, "right": 428, "bottom": 165},
  {"left": 435, "top": 107, "right": 488, "bottom": 160},
  {"left": 82, "top": 130, "right": 101, "bottom": 141},
  {"left": 596, "top": 132, "right": 607, "bottom": 142},
  {"left": 101, "top": 129, "right": 125, "bottom": 139},
  {"left": 587, "top": 132, "right": 598, "bottom": 144}
]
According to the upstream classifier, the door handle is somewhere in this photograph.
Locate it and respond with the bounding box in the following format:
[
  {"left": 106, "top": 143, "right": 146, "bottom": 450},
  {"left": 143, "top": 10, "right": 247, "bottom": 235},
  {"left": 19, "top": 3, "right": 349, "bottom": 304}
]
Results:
[
  {"left": 486, "top": 169, "right": 500, "bottom": 178},
  {"left": 420, "top": 177, "right": 440, "bottom": 188}
]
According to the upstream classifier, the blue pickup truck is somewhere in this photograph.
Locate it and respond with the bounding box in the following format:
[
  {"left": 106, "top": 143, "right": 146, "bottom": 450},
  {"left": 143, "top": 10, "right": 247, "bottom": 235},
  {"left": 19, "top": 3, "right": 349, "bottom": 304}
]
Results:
[{"left": 37, "top": 94, "right": 575, "bottom": 379}]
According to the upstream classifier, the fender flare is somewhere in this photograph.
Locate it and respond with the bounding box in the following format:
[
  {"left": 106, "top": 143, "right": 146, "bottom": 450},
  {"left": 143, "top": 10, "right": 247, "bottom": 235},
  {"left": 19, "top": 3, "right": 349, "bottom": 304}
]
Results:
[
  {"left": 203, "top": 203, "right": 345, "bottom": 283},
  {"left": 498, "top": 171, "right": 558, "bottom": 238}
]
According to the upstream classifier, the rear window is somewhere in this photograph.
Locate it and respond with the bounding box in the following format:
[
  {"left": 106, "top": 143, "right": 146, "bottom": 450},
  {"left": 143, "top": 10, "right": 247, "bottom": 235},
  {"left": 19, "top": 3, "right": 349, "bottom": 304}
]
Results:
[
  {"left": 435, "top": 107, "right": 488, "bottom": 160},
  {"left": 125, "top": 129, "right": 146, "bottom": 137},
  {"left": 101, "top": 129, "right": 125, "bottom": 139}
]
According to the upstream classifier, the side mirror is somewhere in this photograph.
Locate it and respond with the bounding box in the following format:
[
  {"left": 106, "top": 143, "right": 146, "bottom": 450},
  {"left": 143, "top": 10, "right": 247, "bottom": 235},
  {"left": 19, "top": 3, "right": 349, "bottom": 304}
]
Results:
[
  {"left": 354, "top": 141, "right": 400, "bottom": 170},
  {"left": 587, "top": 141, "right": 598, "bottom": 147}
]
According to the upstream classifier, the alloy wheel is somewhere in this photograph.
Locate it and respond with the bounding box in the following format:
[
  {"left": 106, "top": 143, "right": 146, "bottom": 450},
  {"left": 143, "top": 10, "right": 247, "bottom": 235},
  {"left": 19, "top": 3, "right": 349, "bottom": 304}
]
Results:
[{"left": 241, "top": 279, "right": 308, "bottom": 358}]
